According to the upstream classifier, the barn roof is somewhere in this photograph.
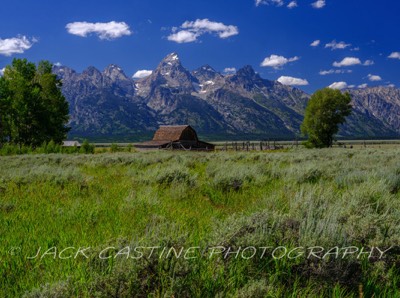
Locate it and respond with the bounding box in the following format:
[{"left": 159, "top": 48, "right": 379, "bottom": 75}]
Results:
[{"left": 152, "top": 125, "right": 198, "bottom": 142}]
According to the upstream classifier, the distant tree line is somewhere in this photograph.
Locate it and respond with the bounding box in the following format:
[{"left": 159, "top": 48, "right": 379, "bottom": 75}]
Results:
[
  {"left": 0, "top": 140, "right": 91, "bottom": 156},
  {"left": 0, "top": 59, "right": 70, "bottom": 148}
]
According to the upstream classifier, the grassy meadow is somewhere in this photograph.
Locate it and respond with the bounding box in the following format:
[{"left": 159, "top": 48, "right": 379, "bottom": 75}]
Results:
[{"left": 1, "top": 148, "right": 400, "bottom": 297}]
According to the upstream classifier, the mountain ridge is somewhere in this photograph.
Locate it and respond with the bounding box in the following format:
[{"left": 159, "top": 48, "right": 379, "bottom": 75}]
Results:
[{"left": 53, "top": 53, "right": 400, "bottom": 141}]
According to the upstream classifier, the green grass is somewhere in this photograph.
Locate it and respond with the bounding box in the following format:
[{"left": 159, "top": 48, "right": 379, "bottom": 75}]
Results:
[{"left": 1, "top": 148, "right": 400, "bottom": 297}]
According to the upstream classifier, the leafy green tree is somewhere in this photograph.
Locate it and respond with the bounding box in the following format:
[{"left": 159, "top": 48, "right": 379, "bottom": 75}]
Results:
[
  {"left": 0, "top": 59, "right": 70, "bottom": 147},
  {"left": 80, "top": 139, "right": 95, "bottom": 154},
  {"left": 0, "top": 77, "right": 12, "bottom": 144},
  {"left": 301, "top": 88, "right": 352, "bottom": 148}
]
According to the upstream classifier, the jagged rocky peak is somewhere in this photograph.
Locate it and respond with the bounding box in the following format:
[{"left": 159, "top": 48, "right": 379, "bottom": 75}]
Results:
[
  {"left": 192, "top": 64, "right": 221, "bottom": 82},
  {"left": 80, "top": 66, "right": 104, "bottom": 87},
  {"left": 192, "top": 64, "right": 226, "bottom": 95},
  {"left": 235, "top": 65, "right": 259, "bottom": 79},
  {"left": 104, "top": 64, "right": 122, "bottom": 71},
  {"left": 194, "top": 64, "right": 217, "bottom": 74},
  {"left": 103, "top": 64, "right": 129, "bottom": 81},
  {"left": 228, "top": 65, "right": 265, "bottom": 91},
  {"left": 52, "top": 65, "right": 76, "bottom": 79},
  {"left": 201, "top": 64, "right": 215, "bottom": 71},
  {"left": 162, "top": 52, "right": 180, "bottom": 63},
  {"left": 145, "top": 52, "right": 197, "bottom": 91},
  {"left": 154, "top": 52, "right": 186, "bottom": 76},
  {"left": 82, "top": 66, "right": 101, "bottom": 75}
]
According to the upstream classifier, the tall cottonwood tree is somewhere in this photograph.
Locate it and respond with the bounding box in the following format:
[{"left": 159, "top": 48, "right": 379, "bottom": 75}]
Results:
[
  {"left": 301, "top": 88, "right": 352, "bottom": 148},
  {"left": 0, "top": 59, "right": 70, "bottom": 147}
]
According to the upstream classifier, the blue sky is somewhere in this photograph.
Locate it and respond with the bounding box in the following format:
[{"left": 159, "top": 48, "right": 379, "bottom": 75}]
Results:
[{"left": 0, "top": 0, "right": 399, "bottom": 93}]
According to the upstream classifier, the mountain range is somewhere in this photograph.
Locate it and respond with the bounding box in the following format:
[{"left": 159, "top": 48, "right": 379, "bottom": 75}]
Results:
[{"left": 53, "top": 53, "right": 400, "bottom": 141}]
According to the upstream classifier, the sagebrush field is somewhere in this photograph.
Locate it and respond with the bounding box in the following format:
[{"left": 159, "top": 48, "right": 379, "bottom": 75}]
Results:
[{"left": 1, "top": 148, "right": 400, "bottom": 297}]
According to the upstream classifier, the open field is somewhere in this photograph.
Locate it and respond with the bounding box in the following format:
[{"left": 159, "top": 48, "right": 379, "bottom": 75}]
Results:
[
  {"left": 92, "top": 139, "right": 400, "bottom": 151},
  {"left": 1, "top": 148, "right": 400, "bottom": 297}
]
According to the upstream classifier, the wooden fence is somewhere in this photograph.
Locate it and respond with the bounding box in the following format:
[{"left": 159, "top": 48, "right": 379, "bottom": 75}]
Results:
[{"left": 217, "top": 140, "right": 300, "bottom": 151}]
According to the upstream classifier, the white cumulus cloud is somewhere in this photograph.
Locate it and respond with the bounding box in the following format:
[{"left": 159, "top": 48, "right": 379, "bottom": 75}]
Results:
[
  {"left": 325, "top": 40, "right": 351, "bottom": 50},
  {"left": 0, "top": 35, "right": 37, "bottom": 56},
  {"left": 312, "top": 0, "right": 326, "bottom": 9},
  {"left": 368, "top": 74, "right": 382, "bottom": 82},
  {"left": 182, "top": 19, "right": 238, "bottom": 38},
  {"left": 319, "top": 69, "right": 352, "bottom": 75},
  {"left": 310, "top": 40, "right": 320, "bottom": 47},
  {"left": 333, "top": 57, "right": 362, "bottom": 67},
  {"left": 260, "top": 54, "right": 299, "bottom": 69},
  {"left": 0, "top": 68, "right": 5, "bottom": 76},
  {"left": 223, "top": 67, "right": 237, "bottom": 74},
  {"left": 388, "top": 52, "right": 400, "bottom": 59},
  {"left": 256, "top": 0, "right": 298, "bottom": 8},
  {"left": 333, "top": 57, "right": 374, "bottom": 67},
  {"left": 168, "top": 19, "right": 238, "bottom": 43},
  {"left": 256, "top": 0, "right": 284, "bottom": 7},
  {"left": 277, "top": 76, "right": 309, "bottom": 86},
  {"left": 132, "top": 70, "right": 153, "bottom": 79},
  {"left": 168, "top": 30, "right": 198, "bottom": 43},
  {"left": 66, "top": 21, "right": 132, "bottom": 40},
  {"left": 329, "top": 81, "right": 348, "bottom": 90}
]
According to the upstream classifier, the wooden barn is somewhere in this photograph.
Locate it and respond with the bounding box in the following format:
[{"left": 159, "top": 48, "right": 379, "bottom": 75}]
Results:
[{"left": 137, "top": 125, "right": 214, "bottom": 150}]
